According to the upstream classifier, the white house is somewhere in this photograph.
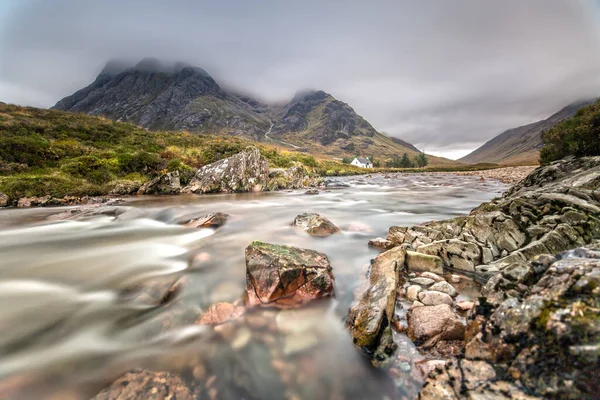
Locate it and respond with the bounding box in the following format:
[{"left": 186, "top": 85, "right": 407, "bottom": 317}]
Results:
[{"left": 351, "top": 157, "right": 373, "bottom": 168}]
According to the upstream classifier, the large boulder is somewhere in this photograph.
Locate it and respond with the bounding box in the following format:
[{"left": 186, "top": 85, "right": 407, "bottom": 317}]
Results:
[
  {"left": 407, "top": 304, "right": 465, "bottom": 347},
  {"left": 182, "top": 147, "right": 269, "bottom": 194},
  {"left": 245, "top": 241, "right": 335, "bottom": 308},
  {"left": 179, "top": 212, "right": 228, "bottom": 228},
  {"left": 267, "top": 164, "right": 315, "bottom": 191},
  {"left": 292, "top": 213, "right": 340, "bottom": 237},
  {"left": 137, "top": 171, "right": 181, "bottom": 195},
  {"left": 346, "top": 246, "right": 406, "bottom": 367}
]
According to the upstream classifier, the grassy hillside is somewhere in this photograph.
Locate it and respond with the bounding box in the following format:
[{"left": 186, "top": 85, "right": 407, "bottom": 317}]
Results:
[
  {"left": 0, "top": 104, "right": 338, "bottom": 200},
  {"left": 540, "top": 100, "right": 600, "bottom": 164}
]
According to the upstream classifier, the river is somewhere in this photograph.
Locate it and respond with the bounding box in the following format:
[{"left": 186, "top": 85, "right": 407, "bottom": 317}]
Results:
[{"left": 0, "top": 173, "right": 507, "bottom": 399}]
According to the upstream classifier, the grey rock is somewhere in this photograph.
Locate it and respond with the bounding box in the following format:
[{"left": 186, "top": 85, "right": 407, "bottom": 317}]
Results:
[
  {"left": 405, "top": 285, "right": 423, "bottom": 301},
  {"left": 0, "top": 192, "right": 9, "bottom": 207},
  {"left": 409, "top": 277, "right": 436, "bottom": 287},
  {"left": 418, "top": 290, "right": 454, "bottom": 306},
  {"left": 182, "top": 147, "right": 269, "bottom": 194},
  {"left": 137, "top": 171, "right": 180, "bottom": 195},
  {"left": 292, "top": 213, "right": 340, "bottom": 237},
  {"left": 429, "top": 281, "right": 458, "bottom": 297}
]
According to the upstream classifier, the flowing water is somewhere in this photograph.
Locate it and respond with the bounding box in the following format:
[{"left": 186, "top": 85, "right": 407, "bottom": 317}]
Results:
[{"left": 0, "top": 173, "right": 507, "bottom": 400}]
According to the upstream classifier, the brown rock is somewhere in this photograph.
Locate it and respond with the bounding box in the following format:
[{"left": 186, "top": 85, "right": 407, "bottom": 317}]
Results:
[
  {"left": 408, "top": 304, "right": 465, "bottom": 346},
  {"left": 418, "top": 290, "right": 454, "bottom": 306},
  {"left": 346, "top": 246, "right": 406, "bottom": 366},
  {"left": 182, "top": 212, "right": 229, "bottom": 228},
  {"left": 368, "top": 237, "right": 395, "bottom": 250},
  {"left": 92, "top": 370, "right": 192, "bottom": 400},
  {"left": 292, "top": 213, "right": 340, "bottom": 237},
  {"left": 195, "top": 302, "right": 245, "bottom": 325},
  {"left": 245, "top": 241, "right": 335, "bottom": 308}
]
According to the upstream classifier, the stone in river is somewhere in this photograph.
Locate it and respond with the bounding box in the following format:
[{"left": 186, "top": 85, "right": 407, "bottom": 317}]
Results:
[
  {"left": 408, "top": 304, "right": 465, "bottom": 347},
  {"left": 292, "top": 212, "right": 340, "bottom": 237},
  {"left": 92, "top": 370, "right": 192, "bottom": 400},
  {"left": 181, "top": 212, "right": 229, "bottom": 228},
  {"left": 418, "top": 291, "right": 454, "bottom": 306},
  {"left": 420, "top": 271, "right": 445, "bottom": 282},
  {"left": 245, "top": 241, "right": 335, "bottom": 308},
  {"left": 406, "top": 251, "right": 444, "bottom": 274},
  {"left": 368, "top": 237, "right": 395, "bottom": 250},
  {"left": 429, "top": 281, "right": 458, "bottom": 297},
  {"left": 346, "top": 246, "right": 406, "bottom": 367},
  {"left": 196, "top": 302, "right": 245, "bottom": 325},
  {"left": 304, "top": 188, "right": 319, "bottom": 195}
]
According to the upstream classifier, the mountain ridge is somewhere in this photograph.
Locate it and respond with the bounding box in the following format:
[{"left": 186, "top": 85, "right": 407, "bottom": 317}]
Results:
[
  {"left": 52, "top": 59, "right": 457, "bottom": 165},
  {"left": 460, "top": 99, "right": 597, "bottom": 165}
]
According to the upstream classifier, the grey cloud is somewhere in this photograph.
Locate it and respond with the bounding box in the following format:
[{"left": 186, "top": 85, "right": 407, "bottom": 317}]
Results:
[{"left": 1, "top": 0, "right": 600, "bottom": 156}]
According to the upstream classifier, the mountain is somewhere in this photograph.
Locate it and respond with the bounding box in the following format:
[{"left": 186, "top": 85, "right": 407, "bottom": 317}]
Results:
[
  {"left": 460, "top": 99, "right": 596, "bottom": 165},
  {"left": 53, "top": 59, "right": 457, "bottom": 165},
  {"left": 53, "top": 58, "right": 271, "bottom": 138}
]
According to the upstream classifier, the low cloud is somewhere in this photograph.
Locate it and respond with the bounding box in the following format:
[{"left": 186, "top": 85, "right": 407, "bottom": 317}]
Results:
[{"left": 2, "top": 0, "right": 600, "bottom": 157}]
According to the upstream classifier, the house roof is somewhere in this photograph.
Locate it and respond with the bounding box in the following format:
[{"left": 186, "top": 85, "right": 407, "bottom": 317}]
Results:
[{"left": 355, "top": 157, "right": 371, "bottom": 164}]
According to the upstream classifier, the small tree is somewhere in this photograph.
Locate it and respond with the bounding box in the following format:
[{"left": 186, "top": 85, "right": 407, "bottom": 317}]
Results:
[
  {"left": 342, "top": 157, "right": 353, "bottom": 164},
  {"left": 414, "top": 152, "right": 429, "bottom": 168},
  {"left": 399, "top": 153, "right": 413, "bottom": 168}
]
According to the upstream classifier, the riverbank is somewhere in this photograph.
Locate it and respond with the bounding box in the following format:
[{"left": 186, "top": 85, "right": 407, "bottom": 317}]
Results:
[
  {"left": 433, "top": 165, "right": 537, "bottom": 184},
  {"left": 355, "top": 155, "right": 600, "bottom": 399}
]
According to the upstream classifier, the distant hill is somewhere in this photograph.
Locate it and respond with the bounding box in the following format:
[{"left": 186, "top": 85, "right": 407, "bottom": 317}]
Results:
[
  {"left": 460, "top": 99, "right": 596, "bottom": 165},
  {"left": 53, "top": 59, "right": 458, "bottom": 166}
]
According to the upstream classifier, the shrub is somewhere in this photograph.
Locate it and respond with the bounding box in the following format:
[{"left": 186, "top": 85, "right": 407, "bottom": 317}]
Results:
[
  {"left": 117, "top": 152, "right": 164, "bottom": 174},
  {"left": 61, "top": 155, "right": 115, "bottom": 184},
  {"left": 540, "top": 101, "right": 600, "bottom": 164}
]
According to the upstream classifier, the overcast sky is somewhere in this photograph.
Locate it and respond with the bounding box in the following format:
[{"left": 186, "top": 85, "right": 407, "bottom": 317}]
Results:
[{"left": 1, "top": 0, "right": 600, "bottom": 159}]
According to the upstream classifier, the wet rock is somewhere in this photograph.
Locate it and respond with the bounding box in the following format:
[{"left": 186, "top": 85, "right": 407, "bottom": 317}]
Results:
[
  {"left": 405, "top": 251, "right": 443, "bottom": 274},
  {"left": 245, "top": 241, "right": 335, "bottom": 308},
  {"left": 0, "top": 192, "right": 9, "bottom": 207},
  {"left": 405, "top": 285, "right": 423, "bottom": 301},
  {"left": 182, "top": 147, "right": 269, "bottom": 194},
  {"left": 368, "top": 237, "right": 395, "bottom": 250},
  {"left": 415, "top": 359, "right": 447, "bottom": 378},
  {"left": 346, "top": 246, "right": 406, "bottom": 367},
  {"left": 419, "top": 272, "right": 444, "bottom": 282},
  {"left": 322, "top": 178, "right": 350, "bottom": 188},
  {"left": 408, "top": 304, "right": 465, "bottom": 347},
  {"left": 456, "top": 300, "right": 475, "bottom": 312},
  {"left": 137, "top": 170, "right": 181, "bottom": 195},
  {"left": 92, "top": 370, "right": 192, "bottom": 400},
  {"left": 292, "top": 213, "right": 340, "bottom": 237},
  {"left": 418, "top": 290, "right": 454, "bottom": 306},
  {"left": 304, "top": 188, "right": 319, "bottom": 195},
  {"left": 180, "top": 212, "right": 229, "bottom": 228},
  {"left": 409, "top": 301, "right": 425, "bottom": 310},
  {"left": 409, "top": 277, "right": 435, "bottom": 287},
  {"left": 17, "top": 195, "right": 51, "bottom": 207},
  {"left": 429, "top": 281, "right": 458, "bottom": 297},
  {"left": 196, "top": 302, "right": 245, "bottom": 325}
]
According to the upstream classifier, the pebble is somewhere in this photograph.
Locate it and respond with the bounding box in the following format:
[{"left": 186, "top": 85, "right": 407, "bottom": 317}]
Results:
[
  {"left": 231, "top": 327, "right": 252, "bottom": 349},
  {"left": 409, "top": 301, "right": 425, "bottom": 310},
  {"left": 419, "top": 272, "right": 445, "bottom": 282},
  {"left": 450, "top": 274, "right": 462, "bottom": 283},
  {"left": 409, "top": 277, "right": 435, "bottom": 287},
  {"left": 406, "top": 285, "right": 423, "bottom": 301},
  {"left": 429, "top": 281, "right": 458, "bottom": 297},
  {"left": 418, "top": 291, "right": 454, "bottom": 306},
  {"left": 399, "top": 362, "right": 411, "bottom": 372}
]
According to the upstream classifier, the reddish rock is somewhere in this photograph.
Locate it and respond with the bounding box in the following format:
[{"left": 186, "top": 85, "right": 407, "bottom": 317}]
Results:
[
  {"left": 182, "top": 212, "right": 229, "bottom": 228},
  {"left": 408, "top": 304, "right": 465, "bottom": 347},
  {"left": 245, "top": 241, "right": 335, "bottom": 308},
  {"left": 196, "top": 302, "right": 245, "bottom": 325},
  {"left": 92, "top": 370, "right": 192, "bottom": 400}
]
